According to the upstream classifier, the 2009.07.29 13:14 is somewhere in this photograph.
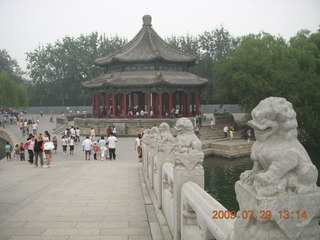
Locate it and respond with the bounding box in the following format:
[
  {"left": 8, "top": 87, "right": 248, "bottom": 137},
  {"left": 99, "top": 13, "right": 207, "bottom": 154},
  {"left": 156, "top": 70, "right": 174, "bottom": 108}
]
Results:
[{"left": 212, "top": 210, "right": 308, "bottom": 220}]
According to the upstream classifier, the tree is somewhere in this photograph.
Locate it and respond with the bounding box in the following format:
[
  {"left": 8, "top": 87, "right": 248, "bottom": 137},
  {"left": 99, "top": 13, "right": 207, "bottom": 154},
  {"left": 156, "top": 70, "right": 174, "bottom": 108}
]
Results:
[
  {"left": 26, "top": 33, "right": 127, "bottom": 106},
  {"left": 214, "top": 31, "right": 320, "bottom": 146}
]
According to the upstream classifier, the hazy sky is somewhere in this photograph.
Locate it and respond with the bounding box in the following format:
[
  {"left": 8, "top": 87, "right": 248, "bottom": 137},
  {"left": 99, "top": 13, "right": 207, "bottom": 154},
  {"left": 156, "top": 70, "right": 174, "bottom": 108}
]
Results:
[{"left": 1, "top": 0, "right": 319, "bottom": 71}]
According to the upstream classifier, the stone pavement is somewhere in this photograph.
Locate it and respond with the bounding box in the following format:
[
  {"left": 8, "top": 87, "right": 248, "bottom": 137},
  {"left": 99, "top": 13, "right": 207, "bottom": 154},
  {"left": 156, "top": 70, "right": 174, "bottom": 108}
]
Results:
[{"left": 0, "top": 114, "right": 156, "bottom": 240}]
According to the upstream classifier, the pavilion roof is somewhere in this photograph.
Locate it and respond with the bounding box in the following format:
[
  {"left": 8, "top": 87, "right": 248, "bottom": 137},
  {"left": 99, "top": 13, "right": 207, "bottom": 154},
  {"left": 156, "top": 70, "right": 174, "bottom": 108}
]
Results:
[
  {"left": 95, "top": 15, "right": 196, "bottom": 66},
  {"left": 81, "top": 71, "right": 207, "bottom": 88}
]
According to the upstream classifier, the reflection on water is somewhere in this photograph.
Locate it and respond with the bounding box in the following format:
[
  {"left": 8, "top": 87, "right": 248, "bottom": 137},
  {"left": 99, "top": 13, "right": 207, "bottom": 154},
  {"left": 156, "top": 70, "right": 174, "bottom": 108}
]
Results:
[
  {"left": 204, "top": 156, "right": 252, "bottom": 211},
  {"left": 204, "top": 149, "right": 320, "bottom": 212}
]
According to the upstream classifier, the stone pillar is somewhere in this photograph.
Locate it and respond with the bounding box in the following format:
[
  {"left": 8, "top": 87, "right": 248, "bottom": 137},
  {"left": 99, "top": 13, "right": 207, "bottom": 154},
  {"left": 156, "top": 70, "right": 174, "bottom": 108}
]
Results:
[
  {"left": 112, "top": 93, "right": 116, "bottom": 118},
  {"left": 123, "top": 92, "right": 127, "bottom": 118},
  {"left": 172, "top": 118, "right": 204, "bottom": 240},
  {"left": 186, "top": 92, "right": 191, "bottom": 117},
  {"left": 147, "top": 92, "right": 151, "bottom": 118},
  {"left": 105, "top": 93, "right": 110, "bottom": 118},
  {"left": 168, "top": 91, "right": 173, "bottom": 119},
  {"left": 159, "top": 92, "right": 163, "bottom": 118},
  {"left": 195, "top": 92, "right": 200, "bottom": 115}
]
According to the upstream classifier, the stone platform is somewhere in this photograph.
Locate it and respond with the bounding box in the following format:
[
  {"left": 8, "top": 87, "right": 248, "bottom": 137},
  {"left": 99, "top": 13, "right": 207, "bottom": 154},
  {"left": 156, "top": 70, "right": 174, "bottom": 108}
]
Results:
[
  {"left": 202, "top": 139, "right": 253, "bottom": 158},
  {"left": 74, "top": 118, "right": 178, "bottom": 136}
]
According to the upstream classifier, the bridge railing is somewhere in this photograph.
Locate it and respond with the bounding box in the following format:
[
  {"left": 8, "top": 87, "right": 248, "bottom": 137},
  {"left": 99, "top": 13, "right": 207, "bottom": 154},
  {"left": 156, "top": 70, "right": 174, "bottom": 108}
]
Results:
[{"left": 181, "top": 181, "right": 234, "bottom": 240}]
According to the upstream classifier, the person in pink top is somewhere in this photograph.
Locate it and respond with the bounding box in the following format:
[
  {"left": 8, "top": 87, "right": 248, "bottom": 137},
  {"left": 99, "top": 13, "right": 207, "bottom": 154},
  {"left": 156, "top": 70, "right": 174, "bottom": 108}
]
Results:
[{"left": 26, "top": 135, "right": 35, "bottom": 164}]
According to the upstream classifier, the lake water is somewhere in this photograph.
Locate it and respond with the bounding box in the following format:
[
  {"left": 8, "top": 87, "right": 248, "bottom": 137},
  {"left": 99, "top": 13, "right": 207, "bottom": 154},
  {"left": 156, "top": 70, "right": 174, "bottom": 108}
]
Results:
[{"left": 204, "top": 149, "right": 320, "bottom": 212}]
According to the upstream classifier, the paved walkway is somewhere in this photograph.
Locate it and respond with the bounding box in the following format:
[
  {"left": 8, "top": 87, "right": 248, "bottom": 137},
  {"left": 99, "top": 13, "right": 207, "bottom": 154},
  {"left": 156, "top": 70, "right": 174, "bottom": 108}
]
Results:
[{"left": 0, "top": 115, "right": 153, "bottom": 240}]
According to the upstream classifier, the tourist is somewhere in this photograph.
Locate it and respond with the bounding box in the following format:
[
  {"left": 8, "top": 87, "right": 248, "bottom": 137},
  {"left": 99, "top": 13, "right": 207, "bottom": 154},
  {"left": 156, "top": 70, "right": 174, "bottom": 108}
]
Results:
[
  {"left": 75, "top": 127, "right": 80, "bottom": 143},
  {"left": 90, "top": 127, "right": 95, "bottom": 141},
  {"left": 53, "top": 136, "right": 58, "bottom": 153},
  {"left": 40, "top": 111, "right": 43, "bottom": 117},
  {"left": 82, "top": 136, "right": 92, "bottom": 160},
  {"left": 195, "top": 125, "right": 200, "bottom": 135},
  {"left": 223, "top": 125, "right": 229, "bottom": 138},
  {"left": 5, "top": 142, "right": 11, "bottom": 160},
  {"left": 69, "top": 136, "right": 75, "bottom": 155},
  {"left": 49, "top": 111, "right": 53, "bottom": 123},
  {"left": 70, "top": 126, "right": 75, "bottom": 139},
  {"left": 134, "top": 133, "right": 143, "bottom": 162},
  {"left": 19, "top": 143, "right": 25, "bottom": 161},
  {"left": 34, "top": 133, "right": 44, "bottom": 168},
  {"left": 32, "top": 122, "right": 38, "bottom": 136},
  {"left": 171, "top": 108, "right": 175, "bottom": 118},
  {"left": 211, "top": 117, "right": 215, "bottom": 129},
  {"left": 112, "top": 126, "right": 117, "bottom": 136},
  {"left": 229, "top": 128, "right": 234, "bottom": 141},
  {"left": 13, "top": 144, "right": 20, "bottom": 161},
  {"left": 107, "top": 126, "right": 113, "bottom": 135},
  {"left": 62, "top": 135, "right": 68, "bottom": 155},
  {"left": 150, "top": 109, "right": 153, "bottom": 118},
  {"left": 99, "top": 136, "right": 107, "bottom": 160},
  {"left": 107, "top": 133, "right": 117, "bottom": 160},
  {"left": 92, "top": 142, "right": 98, "bottom": 160},
  {"left": 246, "top": 129, "right": 252, "bottom": 143},
  {"left": 139, "top": 126, "right": 144, "bottom": 134},
  {"left": 26, "top": 135, "right": 34, "bottom": 164},
  {"left": 175, "top": 108, "right": 179, "bottom": 118},
  {"left": 43, "top": 131, "right": 53, "bottom": 167}
]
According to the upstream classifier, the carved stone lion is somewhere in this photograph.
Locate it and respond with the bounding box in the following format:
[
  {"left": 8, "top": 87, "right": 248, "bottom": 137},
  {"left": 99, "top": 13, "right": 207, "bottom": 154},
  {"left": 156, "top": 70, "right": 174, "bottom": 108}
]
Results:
[
  {"left": 240, "top": 97, "right": 318, "bottom": 196},
  {"left": 174, "top": 117, "right": 202, "bottom": 154}
]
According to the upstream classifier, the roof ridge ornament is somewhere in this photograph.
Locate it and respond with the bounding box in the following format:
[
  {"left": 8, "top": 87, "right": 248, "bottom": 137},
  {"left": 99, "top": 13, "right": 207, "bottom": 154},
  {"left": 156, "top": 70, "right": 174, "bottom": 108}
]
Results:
[{"left": 143, "top": 15, "right": 152, "bottom": 26}]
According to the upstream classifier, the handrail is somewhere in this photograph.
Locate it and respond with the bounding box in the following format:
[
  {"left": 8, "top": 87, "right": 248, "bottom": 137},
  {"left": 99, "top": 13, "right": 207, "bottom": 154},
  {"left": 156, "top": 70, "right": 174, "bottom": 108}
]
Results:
[{"left": 181, "top": 181, "right": 234, "bottom": 240}]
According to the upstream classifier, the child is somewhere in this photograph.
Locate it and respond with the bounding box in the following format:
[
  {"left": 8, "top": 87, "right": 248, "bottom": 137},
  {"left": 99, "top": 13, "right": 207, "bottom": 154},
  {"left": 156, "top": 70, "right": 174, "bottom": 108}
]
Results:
[
  {"left": 61, "top": 135, "right": 68, "bottom": 155},
  {"left": 19, "top": 143, "right": 25, "bottom": 161},
  {"left": 13, "top": 144, "right": 20, "bottom": 161},
  {"left": 92, "top": 142, "right": 98, "bottom": 160},
  {"left": 69, "top": 136, "right": 75, "bottom": 155}
]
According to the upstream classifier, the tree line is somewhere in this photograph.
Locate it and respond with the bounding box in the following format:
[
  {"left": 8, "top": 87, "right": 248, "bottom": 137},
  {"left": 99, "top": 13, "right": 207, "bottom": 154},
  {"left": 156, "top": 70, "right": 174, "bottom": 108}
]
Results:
[{"left": 1, "top": 27, "right": 319, "bottom": 146}]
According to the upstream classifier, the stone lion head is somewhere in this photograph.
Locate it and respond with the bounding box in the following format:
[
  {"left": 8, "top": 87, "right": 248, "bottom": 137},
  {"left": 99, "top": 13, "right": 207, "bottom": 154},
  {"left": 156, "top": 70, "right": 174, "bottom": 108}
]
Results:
[
  {"left": 159, "top": 122, "right": 170, "bottom": 133},
  {"left": 175, "top": 117, "right": 194, "bottom": 134},
  {"left": 248, "top": 97, "right": 298, "bottom": 142}
]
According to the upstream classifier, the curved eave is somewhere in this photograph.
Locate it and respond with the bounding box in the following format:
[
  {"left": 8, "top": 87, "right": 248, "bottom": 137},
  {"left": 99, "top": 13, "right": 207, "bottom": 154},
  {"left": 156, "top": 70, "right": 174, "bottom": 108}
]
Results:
[{"left": 81, "top": 71, "right": 208, "bottom": 89}]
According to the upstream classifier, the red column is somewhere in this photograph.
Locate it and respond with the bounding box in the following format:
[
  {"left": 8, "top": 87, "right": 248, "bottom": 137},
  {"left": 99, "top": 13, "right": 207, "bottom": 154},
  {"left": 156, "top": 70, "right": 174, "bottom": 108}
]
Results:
[
  {"left": 186, "top": 92, "right": 191, "bottom": 117},
  {"left": 112, "top": 93, "right": 116, "bottom": 118},
  {"left": 191, "top": 93, "right": 195, "bottom": 115},
  {"left": 130, "top": 93, "right": 134, "bottom": 110},
  {"left": 95, "top": 94, "right": 100, "bottom": 118},
  {"left": 195, "top": 92, "right": 200, "bottom": 115},
  {"left": 105, "top": 93, "right": 110, "bottom": 118},
  {"left": 123, "top": 93, "right": 127, "bottom": 118},
  {"left": 168, "top": 91, "right": 173, "bottom": 118},
  {"left": 92, "top": 94, "right": 95, "bottom": 117},
  {"left": 147, "top": 92, "right": 151, "bottom": 118},
  {"left": 159, "top": 92, "right": 163, "bottom": 118}
]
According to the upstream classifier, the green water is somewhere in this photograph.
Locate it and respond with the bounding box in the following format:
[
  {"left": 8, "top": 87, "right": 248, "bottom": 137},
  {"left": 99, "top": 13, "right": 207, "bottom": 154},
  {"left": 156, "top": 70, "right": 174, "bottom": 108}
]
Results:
[
  {"left": 0, "top": 138, "right": 7, "bottom": 159},
  {"left": 204, "top": 149, "right": 320, "bottom": 212}
]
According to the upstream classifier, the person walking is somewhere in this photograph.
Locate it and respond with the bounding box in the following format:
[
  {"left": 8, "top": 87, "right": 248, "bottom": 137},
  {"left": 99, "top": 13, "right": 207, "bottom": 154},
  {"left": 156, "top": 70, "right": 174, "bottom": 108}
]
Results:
[
  {"left": 134, "top": 134, "right": 143, "bottom": 162},
  {"left": 5, "top": 142, "right": 11, "bottom": 160},
  {"left": 13, "top": 144, "right": 20, "bottom": 161},
  {"left": 90, "top": 128, "right": 95, "bottom": 141},
  {"left": 107, "top": 133, "right": 117, "bottom": 160},
  {"left": 43, "top": 131, "right": 53, "bottom": 167},
  {"left": 19, "top": 143, "right": 25, "bottom": 161},
  {"left": 27, "top": 135, "right": 35, "bottom": 164},
  {"left": 98, "top": 136, "right": 107, "bottom": 160},
  {"left": 82, "top": 136, "right": 93, "bottom": 160},
  {"left": 34, "top": 134, "right": 44, "bottom": 168},
  {"left": 53, "top": 136, "right": 58, "bottom": 153},
  {"left": 223, "top": 125, "right": 229, "bottom": 139},
  {"left": 69, "top": 136, "right": 75, "bottom": 155},
  {"left": 75, "top": 127, "right": 80, "bottom": 144},
  {"left": 62, "top": 135, "right": 68, "bottom": 155}
]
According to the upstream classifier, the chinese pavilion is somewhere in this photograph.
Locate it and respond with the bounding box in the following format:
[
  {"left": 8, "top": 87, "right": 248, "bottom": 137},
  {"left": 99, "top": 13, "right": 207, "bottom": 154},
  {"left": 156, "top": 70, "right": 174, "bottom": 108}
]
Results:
[{"left": 82, "top": 15, "right": 208, "bottom": 118}]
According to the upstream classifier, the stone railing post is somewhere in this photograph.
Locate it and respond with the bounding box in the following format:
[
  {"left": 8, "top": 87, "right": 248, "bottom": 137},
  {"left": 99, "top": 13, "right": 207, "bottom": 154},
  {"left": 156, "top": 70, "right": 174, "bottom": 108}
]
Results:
[
  {"left": 172, "top": 118, "right": 204, "bottom": 240},
  {"left": 234, "top": 97, "right": 320, "bottom": 240}
]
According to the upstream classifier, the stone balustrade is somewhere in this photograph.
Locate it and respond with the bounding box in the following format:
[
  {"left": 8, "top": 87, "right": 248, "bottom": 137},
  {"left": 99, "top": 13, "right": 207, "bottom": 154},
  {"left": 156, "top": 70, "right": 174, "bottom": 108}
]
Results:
[{"left": 142, "top": 97, "right": 320, "bottom": 240}]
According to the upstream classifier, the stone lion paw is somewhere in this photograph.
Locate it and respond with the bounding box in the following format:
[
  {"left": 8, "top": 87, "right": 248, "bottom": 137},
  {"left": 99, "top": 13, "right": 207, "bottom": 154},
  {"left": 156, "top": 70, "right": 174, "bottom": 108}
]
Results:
[{"left": 254, "top": 172, "right": 278, "bottom": 186}]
